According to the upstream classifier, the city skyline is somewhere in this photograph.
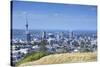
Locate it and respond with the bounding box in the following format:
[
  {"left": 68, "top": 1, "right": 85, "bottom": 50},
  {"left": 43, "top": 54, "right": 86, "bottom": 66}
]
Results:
[{"left": 12, "top": 1, "right": 97, "bottom": 31}]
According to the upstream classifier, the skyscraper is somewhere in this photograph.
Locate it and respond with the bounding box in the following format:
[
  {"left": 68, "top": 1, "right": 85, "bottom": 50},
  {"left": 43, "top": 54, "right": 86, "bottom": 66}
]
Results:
[
  {"left": 69, "top": 31, "right": 74, "bottom": 40},
  {"left": 42, "top": 31, "right": 46, "bottom": 40}
]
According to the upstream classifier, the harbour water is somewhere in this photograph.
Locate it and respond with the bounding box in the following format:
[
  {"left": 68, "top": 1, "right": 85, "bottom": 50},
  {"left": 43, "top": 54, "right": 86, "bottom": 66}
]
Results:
[{"left": 12, "top": 29, "right": 97, "bottom": 41}]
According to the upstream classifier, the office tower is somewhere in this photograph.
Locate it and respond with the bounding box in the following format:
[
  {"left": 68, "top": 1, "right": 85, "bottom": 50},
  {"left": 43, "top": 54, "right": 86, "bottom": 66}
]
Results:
[{"left": 42, "top": 31, "right": 46, "bottom": 40}]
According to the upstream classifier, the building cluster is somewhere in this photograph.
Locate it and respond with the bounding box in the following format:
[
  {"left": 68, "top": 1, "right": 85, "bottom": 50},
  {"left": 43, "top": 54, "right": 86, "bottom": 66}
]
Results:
[{"left": 11, "top": 31, "right": 97, "bottom": 65}]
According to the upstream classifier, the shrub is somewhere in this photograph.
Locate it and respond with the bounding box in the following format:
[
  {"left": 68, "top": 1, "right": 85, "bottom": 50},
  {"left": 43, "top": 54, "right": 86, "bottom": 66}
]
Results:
[{"left": 16, "top": 51, "right": 48, "bottom": 66}]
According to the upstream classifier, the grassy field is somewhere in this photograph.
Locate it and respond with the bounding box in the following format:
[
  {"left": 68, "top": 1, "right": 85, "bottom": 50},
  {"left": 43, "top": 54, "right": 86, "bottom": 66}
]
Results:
[
  {"left": 16, "top": 51, "right": 49, "bottom": 66},
  {"left": 19, "top": 52, "right": 97, "bottom": 66}
]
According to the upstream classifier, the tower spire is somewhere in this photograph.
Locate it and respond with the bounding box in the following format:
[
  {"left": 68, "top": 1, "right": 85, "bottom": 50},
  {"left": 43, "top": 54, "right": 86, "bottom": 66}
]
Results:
[{"left": 26, "top": 14, "right": 28, "bottom": 32}]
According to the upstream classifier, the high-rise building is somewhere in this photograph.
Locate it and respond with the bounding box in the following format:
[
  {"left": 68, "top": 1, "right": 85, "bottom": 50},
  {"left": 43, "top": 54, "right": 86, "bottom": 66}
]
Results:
[
  {"left": 69, "top": 31, "right": 74, "bottom": 39},
  {"left": 56, "top": 33, "right": 60, "bottom": 41},
  {"left": 60, "top": 32, "right": 64, "bottom": 40},
  {"left": 42, "top": 31, "right": 46, "bottom": 40}
]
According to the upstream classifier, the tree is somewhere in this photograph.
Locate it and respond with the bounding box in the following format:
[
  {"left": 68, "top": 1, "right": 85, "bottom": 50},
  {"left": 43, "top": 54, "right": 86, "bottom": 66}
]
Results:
[{"left": 39, "top": 40, "right": 47, "bottom": 51}]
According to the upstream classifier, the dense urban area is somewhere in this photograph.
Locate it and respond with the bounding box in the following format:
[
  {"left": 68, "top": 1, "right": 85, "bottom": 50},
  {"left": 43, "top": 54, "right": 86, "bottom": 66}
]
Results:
[{"left": 11, "top": 29, "right": 97, "bottom": 65}]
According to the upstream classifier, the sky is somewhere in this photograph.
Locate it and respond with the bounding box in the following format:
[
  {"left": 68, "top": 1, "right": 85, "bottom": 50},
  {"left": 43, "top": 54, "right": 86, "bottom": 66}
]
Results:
[{"left": 12, "top": 1, "right": 97, "bottom": 31}]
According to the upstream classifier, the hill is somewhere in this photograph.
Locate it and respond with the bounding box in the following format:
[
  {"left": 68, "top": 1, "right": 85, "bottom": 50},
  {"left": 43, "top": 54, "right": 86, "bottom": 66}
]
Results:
[{"left": 19, "top": 52, "right": 97, "bottom": 66}]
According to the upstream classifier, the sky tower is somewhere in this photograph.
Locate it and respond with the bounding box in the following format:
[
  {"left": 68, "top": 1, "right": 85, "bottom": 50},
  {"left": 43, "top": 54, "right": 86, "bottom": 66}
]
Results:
[{"left": 25, "top": 14, "right": 31, "bottom": 43}]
